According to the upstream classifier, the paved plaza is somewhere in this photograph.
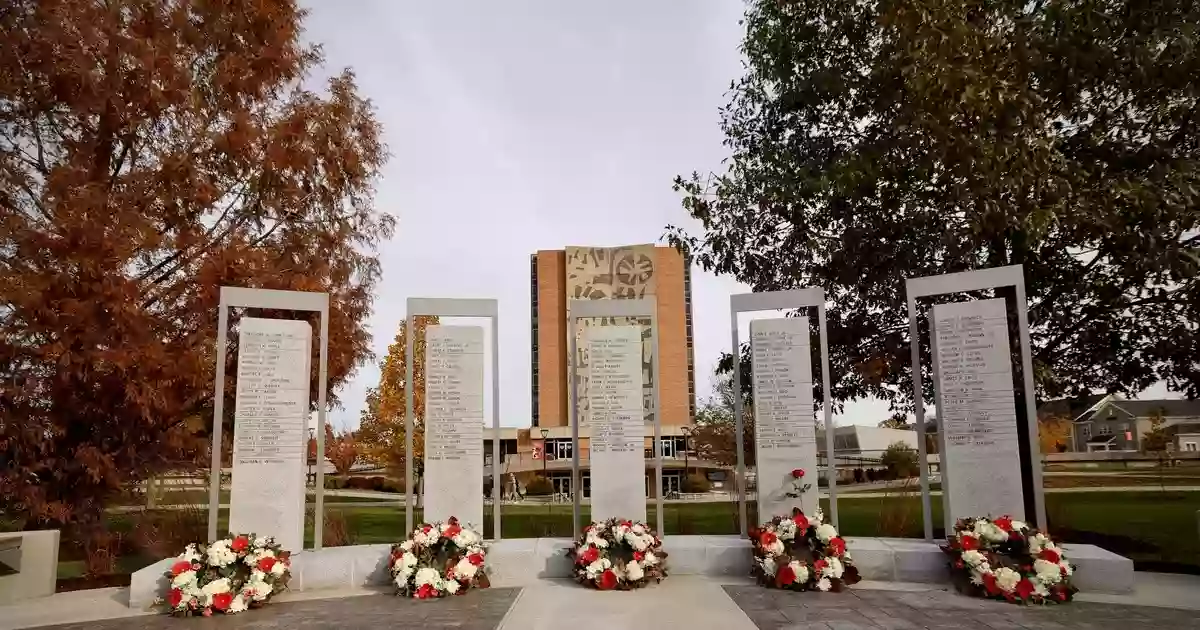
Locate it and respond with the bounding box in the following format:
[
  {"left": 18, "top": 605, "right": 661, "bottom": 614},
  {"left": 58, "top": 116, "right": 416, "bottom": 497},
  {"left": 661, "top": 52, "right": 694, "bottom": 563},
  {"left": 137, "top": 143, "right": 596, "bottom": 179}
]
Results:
[
  {"left": 724, "top": 585, "right": 1200, "bottom": 630},
  {"left": 8, "top": 579, "right": 1200, "bottom": 630},
  {"left": 25, "top": 589, "right": 521, "bottom": 630}
]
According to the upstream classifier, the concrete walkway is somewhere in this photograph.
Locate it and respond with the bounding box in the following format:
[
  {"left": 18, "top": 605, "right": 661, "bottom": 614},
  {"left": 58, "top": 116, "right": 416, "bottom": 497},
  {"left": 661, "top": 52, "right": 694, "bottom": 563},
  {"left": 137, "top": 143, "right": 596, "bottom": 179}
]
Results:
[{"left": 3, "top": 572, "right": 1200, "bottom": 630}]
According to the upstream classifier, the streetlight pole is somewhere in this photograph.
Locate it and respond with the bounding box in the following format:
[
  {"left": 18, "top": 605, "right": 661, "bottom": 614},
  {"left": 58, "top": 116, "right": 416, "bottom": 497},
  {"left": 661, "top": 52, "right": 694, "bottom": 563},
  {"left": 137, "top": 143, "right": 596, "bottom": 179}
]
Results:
[
  {"left": 681, "top": 426, "right": 693, "bottom": 493},
  {"left": 540, "top": 428, "right": 551, "bottom": 533}
]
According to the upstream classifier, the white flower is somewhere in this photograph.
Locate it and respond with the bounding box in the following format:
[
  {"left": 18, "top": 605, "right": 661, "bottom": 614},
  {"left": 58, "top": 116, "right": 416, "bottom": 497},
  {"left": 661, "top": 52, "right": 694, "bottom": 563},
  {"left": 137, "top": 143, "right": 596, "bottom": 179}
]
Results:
[
  {"left": 585, "top": 558, "right": 612, "bottom": 579},
  {"left": 789, "top": 560, "right": 809, "bottom": 585},
  {"left": 811, "top": 508, "right": 825, "bottom": 525},
  {"left": 1010, "top": 520, "right": 1028, "bottom": 533},
  {"left": 760, "top": 556, "right": 777, "bottom": 577},
  {"left": 229, "top": 595, "right": 247, "bottom": 614},
  {"left": 171, "top": 570, "right": 197, "bottom": 588},
  {"left": 403, "top": 553, "right": 418, "bottom": 567},
  {"left": 1034, "top": 559, "right": 1062, "bottom": 585},
  {"left": 1034, "top": 581, "right": 1049, "bottom": 597},
  {"left": 453, "top": 529, "right": 480, "bottom": 548},
  {"left": 444, "top": 580, "right": 460, "bottom": 595},
  {"left": 816, "top": 577, "right": 832, "bottom": 591},
  {"left": 252, "top": 536, "right": 271, "bottom": 548},
  {"left": 631, "top": 534, "right": 654, "bottom": 552},
  {"left": 270, "top": 560, "right": 287, "bottom": 577},
  {"left": 587, "top": 533, "right": 609, "bottom": 549},
  {"left": 642, "top": 552, "right": 658, "bottom": 567},
  {"left": 763, "top": 539, "right": 785, "bottom": 556},
  {"left": 961, "top": 550, "right": 987, "bottom": 567},
  {"left": 969, "top": 570, "right": 987, "bottom": 586},
  {"left": 400, "top": 540, "right": 414, "bottom": 552},
  {"left": 244, "top": 548, "right": 274, "bottom": 567},
  {"left": 631, "top": 523, "right": 646, "bottom": 535},
  {"left": 993, "top": 567, "right": 1021, "bottom": 593},
  {"left": 454, "top": 558, "right": 479, "bottom": 580},
  {"left": 973, "top": 521, "right": 1009, "bottom": 543},
  {"left": 415, "top": 567, "right": 441, "bottom": 588},
  {"left": 206, "top": 541, "right": 237, "bottom": 567},
  {"left": 1028, "top": 533, "right": 1047, "bottom": 554},
  {"left": 1059, "top": 561, "right": 1073, "bottom": 576},
  {"left": 246, "top": 576, "right": 272, "bottom": 602},
  {"left": 822, "top": 557, "right": 844, "bottom": 579},
  {"left": 393, "top": 571, "right": 410, "bottom": 588},
  {"left": 815, "top": 523, "right": 838, "bottom": 543},
  {"left": 775, "top": 519, "right": 796, "bottom": 541},
  {"left": 178, "top": 544, "right": 201, "bottom": 563},
  {"left": 413, "top": 530, "right": 432, "bottom": 546},
  {"left": 625, "top": 561, "right": 644, "bottom": 581},
  {"left": 201, "top": 578, "right": 231, "bottom": 596}
]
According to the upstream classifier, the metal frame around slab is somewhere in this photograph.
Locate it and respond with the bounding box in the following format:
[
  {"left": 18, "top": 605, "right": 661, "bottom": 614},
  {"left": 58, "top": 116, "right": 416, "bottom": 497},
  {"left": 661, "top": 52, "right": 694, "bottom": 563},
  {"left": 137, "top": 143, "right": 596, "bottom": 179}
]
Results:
[
  {"left": 208, "top": 287, "right": 331, "bottom": 549},
  {"left": 567, "top": 298, "right": 663, "bottom": 537},
  {"left": 729, "top": 288, "right": 838, "bottom": 537},
  {"left": 404, "top": 298, "right": 502, "bottom": 540},
  {"left": 905, "top": 264, "right": 1045, "bottom": 541}
]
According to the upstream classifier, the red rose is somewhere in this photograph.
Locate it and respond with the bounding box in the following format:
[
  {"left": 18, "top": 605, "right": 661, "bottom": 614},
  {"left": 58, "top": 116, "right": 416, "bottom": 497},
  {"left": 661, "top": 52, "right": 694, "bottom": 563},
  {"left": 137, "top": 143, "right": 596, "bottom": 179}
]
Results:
[
  {"left": 828, "top": 537, "right": 846, "bottom": 556},
  {"left": 633, "top": 551, "right": 645, "bottom": 562},
  {"left": 212, "top": 592, "right": 233, "bottom": 611},
  {"left": 620, "top": 520, "right": 633, "bottom": 528},
  {"left": 982, "top": 573, "right": 999, "bottom": 595},
  {"left": 578, "top": 545, "right": 600, "bottom": 565},
  {"left": 960, "top": 535, "right": 979, "bottom": 551},
  {"left": 1015, "top": 578, "right": 1035, "bottom": 600},
  {"left": 422, "top": 525, "right": 433, "bottom": 534},
  {"left": 1039, "top": 548, "right": 1061, "bottom": 564},
  {"left": 775, "top": 564, "right": 796, "bottom": 587},
  {"left": 170, "top": 560, "right": 193, "bottom": 577},
  {"left": 813, "top": 559, "right": 828, "bottom": 574},
  {"left": 469, "top": 552, "right": 485, "bottom": 566},
  {"left": 443, "top": 525, "right": 462, "bottom": 540},
  {"left": 202, "top": 608, "right": 213, "bottom": 617},
  {"left": 792, "top": 513, "right": 809, "bottom": 533},
  {"left": 168, "top": 588, "right": 183, "bottom": 608},
  {"left": 759, "top": 531, "right": 778, "bottom": 547},
  {"left": 230, "top": 536, "right": 250, "bottom": 553},
  {"left": 993, "top": 517, "right": 1013, "bottom": 532},
  {"left": 791, "top": 469, "right": 805, "bottom": 478},
  {"left": 598, "top": 569, "right": 618, "bottom": 590},
  {"left": 416, "top": 584, "right": 435, "bottom": 599},
  {"left": 257, "top": 556, "right": 277, "bottom": 573}
]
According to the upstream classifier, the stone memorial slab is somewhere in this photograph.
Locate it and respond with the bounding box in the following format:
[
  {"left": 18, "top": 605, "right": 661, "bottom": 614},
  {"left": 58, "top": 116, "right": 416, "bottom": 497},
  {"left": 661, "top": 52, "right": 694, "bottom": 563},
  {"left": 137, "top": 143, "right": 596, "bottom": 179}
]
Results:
[
  {"left": 585, "top": 325, "right": 646, "bottom": 522},
  {"left": 229, "top": 317, "right": 312, "bottom": 552},
  {"left": 932, "top": 298, "right": 1025, "bottom": 525},
  {"left": 423, "top": 325, "right": 486, "bottom": 528},
  {"left": 751, "top": 317, "right": 818, "bottom": 522}
]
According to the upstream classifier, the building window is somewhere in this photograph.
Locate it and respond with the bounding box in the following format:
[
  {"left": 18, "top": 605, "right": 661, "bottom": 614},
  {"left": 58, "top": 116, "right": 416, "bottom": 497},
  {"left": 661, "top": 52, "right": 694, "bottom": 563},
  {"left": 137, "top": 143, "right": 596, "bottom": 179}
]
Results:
[
  {"left": 1184, "top": 442, "right": 1198, "bottom": 452},
  {"left": 1099, "top": 425, "right": 1112, "bottom": 435},
  {"left": 658, "top": 437, "right": 686, "bottom": 458},
  {"left": 547, "top": 438, "right": 572, "bottom": 460},
  {"left": 1081, "top": 425, "right": 1091, "bottom": 438}
]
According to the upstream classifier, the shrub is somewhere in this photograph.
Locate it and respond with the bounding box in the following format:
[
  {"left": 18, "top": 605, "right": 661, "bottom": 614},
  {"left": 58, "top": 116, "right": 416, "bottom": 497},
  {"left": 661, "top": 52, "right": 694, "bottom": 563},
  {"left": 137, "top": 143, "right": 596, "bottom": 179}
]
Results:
[
  {"left": 524, "top": 476, "right": 553, "bottom": 496},
  {"left": 130, "top": 504, "right": 207, "bottom": 560},
  {"left": 881, "top": 441, "right": 919, "bottom": 478},
  {"left": 853, "top": 468, "right": 864, "bottom": 483},
  {"left": 681, "top": 474, "right": 711, "bottom": 494}
]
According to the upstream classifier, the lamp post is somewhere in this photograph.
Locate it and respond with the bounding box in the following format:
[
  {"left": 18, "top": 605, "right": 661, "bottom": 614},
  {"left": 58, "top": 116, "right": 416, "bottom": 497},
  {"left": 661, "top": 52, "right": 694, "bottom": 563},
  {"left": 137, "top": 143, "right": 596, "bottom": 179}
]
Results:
[
  {"left": 540, "top": 428, "right": 551, "bottom": 532},
  {"left": 681, "top": 426, "right": 693, "bottom": 494}
]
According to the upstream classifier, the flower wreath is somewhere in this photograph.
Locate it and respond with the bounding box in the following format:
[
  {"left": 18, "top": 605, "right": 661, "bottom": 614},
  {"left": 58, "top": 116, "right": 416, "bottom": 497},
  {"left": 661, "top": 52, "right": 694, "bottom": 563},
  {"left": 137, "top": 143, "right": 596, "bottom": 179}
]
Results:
[
  {"left": 941, "top": 515, "right": 1077, "bottom": 604},
  {"left": 750, "top": 507, "right": 860, "bottom": 592},
  {"left": 389, "top": 516, "right": 490, "bottom": 599},
  {"left": 158, "top": 534, "right": 290, "bottom": 616},
  {"left": 567, "top": 518, "right": 668, "bottom": 590}
]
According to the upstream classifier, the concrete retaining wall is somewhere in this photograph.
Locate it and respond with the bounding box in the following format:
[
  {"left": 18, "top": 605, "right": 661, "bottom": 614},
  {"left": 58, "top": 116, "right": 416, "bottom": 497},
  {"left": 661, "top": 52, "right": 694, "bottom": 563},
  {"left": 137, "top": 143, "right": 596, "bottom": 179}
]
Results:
[{"left": 127, "top": 536, "right": 1134, "bottom": 609}]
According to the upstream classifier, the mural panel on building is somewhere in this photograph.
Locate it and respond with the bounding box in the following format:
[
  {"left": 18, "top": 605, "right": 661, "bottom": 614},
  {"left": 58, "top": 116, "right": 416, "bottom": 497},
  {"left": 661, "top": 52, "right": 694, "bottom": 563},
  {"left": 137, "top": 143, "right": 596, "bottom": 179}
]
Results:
[{"left": 565, "top": 244, "right": 657, "bottom": 426}]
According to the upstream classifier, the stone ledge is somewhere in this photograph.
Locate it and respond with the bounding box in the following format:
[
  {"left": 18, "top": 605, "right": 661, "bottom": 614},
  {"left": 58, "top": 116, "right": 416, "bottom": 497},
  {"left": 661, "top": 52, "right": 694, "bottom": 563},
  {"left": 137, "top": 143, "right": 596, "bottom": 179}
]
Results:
[
  {"left": 126, "top": 536, "right": 1134, "bottom": 608},
  {"left": 0, "top": 530, "right": 60, "bottom": 606}
]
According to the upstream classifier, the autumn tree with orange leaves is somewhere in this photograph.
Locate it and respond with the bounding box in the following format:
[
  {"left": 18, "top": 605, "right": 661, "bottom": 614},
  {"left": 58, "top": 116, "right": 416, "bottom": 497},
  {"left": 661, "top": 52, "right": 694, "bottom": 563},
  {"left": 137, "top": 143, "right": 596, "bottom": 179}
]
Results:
[
  {"left": 0, "top": 0, "right": 393, "bottom": 533},
  {"left": 356, "top": 317, "right": 438, "bottom": 483}
]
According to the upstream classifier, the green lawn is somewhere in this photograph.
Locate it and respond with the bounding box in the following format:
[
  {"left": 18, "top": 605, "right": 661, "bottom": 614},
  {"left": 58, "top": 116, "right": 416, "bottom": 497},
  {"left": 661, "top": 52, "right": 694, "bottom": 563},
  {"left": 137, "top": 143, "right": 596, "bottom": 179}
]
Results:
[{"left": 112, "top": 490, "right": 395, "bottom": 507}]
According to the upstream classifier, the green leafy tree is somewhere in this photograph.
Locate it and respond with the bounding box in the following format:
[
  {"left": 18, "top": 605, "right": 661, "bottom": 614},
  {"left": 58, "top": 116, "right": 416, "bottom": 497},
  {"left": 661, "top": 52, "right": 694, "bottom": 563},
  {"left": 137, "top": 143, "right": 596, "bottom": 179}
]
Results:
[
  {"left": 1141, "top": 408, "right": 1172, "bottom": 489},
  {"left": 669, "top": 0, "right": 1200, "bottom": 412},
  {"left": 881, "top": 442, "right": 920, "bottom": 479}
]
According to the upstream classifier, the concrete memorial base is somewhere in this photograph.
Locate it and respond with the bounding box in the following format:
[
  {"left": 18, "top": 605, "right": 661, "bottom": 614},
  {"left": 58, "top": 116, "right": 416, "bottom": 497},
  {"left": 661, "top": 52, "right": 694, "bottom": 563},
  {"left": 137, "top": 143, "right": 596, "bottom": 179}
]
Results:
[
  {"left": 126, "top": 536, "right": 1136, "bottom": 609},
  {"left": 0, "top": 530, "right": 59, "bottom": 605}
]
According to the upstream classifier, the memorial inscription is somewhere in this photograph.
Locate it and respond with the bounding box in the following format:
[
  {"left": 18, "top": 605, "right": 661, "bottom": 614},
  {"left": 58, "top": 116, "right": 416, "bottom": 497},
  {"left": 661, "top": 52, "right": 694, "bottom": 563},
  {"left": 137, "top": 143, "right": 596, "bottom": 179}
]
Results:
[
  {"left": 423, "top": 325, "right": 486, "bottom": 528},
  {"left": 751, "top": 317, "right": 819, "bottom": 522},
  {"left": 932, "top": 298, "right": 1025, "bottom": 525},
  {"left": 229, "top": 317, "right": 312, "bottom": 552},
  {"left": 585, "top": 325, "right": 646, "bottom": 522}
]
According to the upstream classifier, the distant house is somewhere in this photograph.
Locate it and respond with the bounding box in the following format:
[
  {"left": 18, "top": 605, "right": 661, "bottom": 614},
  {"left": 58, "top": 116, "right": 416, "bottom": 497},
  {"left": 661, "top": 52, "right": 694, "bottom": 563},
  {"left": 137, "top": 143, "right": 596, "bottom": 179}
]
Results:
[{"left": 1045, "top": 394, "right": 1200, "bottom": 453}]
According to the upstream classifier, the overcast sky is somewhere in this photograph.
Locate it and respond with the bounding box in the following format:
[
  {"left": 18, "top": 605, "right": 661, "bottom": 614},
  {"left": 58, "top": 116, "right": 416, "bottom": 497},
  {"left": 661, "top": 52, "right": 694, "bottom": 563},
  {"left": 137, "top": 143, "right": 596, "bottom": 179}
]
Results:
[{"left": 300, "top": 1, "right": 1173, "bottom": 431}]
